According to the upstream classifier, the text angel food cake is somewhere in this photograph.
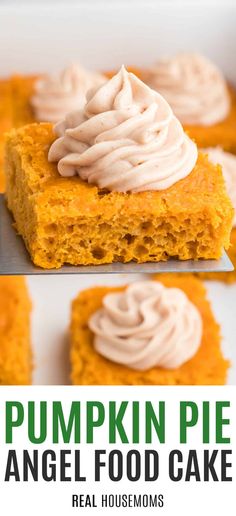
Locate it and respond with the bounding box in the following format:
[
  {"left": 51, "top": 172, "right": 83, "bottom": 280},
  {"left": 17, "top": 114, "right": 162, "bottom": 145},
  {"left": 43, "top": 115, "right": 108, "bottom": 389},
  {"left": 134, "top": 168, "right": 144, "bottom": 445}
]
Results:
[
  {"left": 4, "top": 67, "right": 233, "bottom": 269},
  {"left": 143, "top": 53, "right": 236, "bottom": 152},
  {"left": 70, "top": 276, "right": 229, "bottom": 385}
]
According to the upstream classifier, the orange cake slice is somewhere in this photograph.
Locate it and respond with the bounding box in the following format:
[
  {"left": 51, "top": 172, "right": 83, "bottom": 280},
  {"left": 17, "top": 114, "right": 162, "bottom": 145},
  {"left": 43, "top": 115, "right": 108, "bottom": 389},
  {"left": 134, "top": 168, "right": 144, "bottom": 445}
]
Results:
[
  {"left": 4, "top": 121, "right": 233, "bottom": 269},
  {"left": 0, "top": 75, "right": 37, "bottom": 192},
  {"left": 185, "top": 85, "right": 236, "bottom": 153},
  {"left": 0, "top": 276, "right": 32, "bottom": 385},
  {"left": 11, "top": 74, "right": 37, "bottom": 128},
  {"left": 4, "top": 67, "right": 234, "bottom": 269},
  {"left": 141, "top": 53, "right": 236, "bottom": 153},
  {"left": 70, "top": 275, "right": 228, "bottom": 385}
]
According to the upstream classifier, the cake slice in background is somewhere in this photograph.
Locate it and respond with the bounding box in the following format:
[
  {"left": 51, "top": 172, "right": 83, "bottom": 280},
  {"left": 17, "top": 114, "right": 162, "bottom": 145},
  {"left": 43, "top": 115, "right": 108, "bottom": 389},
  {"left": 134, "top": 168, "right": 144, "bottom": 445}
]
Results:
[
  {"left": 0, "top": 276, "right": 32, "bottom": 385},
  {"left": 0, "top": 64, "right": 106, "bottom": 191},
  {"left": 70, "top": 275, "right": 229, "bottom": 385},
  {"left": 142, "top": 53, "right": 236, "bottom": 153},
  {"left": 198, "top": 148, "right": 236, "bottom": 283}
]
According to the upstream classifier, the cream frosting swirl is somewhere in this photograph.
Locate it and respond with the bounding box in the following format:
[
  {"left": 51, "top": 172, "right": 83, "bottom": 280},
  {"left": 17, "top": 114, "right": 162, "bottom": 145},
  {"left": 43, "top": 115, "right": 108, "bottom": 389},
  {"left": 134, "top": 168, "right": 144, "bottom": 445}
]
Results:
[
  {"left": 144, "top": 53, "right": 230, "bottom": 126},
  {"left": 31, "top": 64, "right": 106, "bottom": 123},
  {"left": 89, "top": 281, "right": 202, "bottom": 370},
  {"left": 203, "top": 147, "right": 236, "bottom": 227},
  {"left": 48, "top": 65, "right": 198, "bottom": 192}
]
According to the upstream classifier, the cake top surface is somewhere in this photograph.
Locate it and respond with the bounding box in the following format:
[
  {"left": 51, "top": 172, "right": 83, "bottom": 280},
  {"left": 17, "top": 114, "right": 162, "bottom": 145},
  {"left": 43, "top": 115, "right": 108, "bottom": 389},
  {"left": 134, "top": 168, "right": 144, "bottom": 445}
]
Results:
[
  {"left": 5, "top": 121, "right": 233, "bottom": 220},
  {"left": 71, "top": 274, "right": 228, "bottom": 385},
  {"left": 89, "top": 280, "right": 202, "bottom": 371}
]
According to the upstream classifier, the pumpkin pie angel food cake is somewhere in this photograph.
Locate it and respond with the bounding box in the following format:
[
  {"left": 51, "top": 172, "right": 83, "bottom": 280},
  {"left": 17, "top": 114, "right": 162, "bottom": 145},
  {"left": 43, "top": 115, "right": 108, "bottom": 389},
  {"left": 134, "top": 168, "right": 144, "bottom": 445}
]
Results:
[
  {"left": 143, "top": 53, "right": 236, "bottom": 153},
  {"left": 4, "top": 67, "right": 233, "bottom": 269},
  {"left": 0, "top": 64, "right": 106, "bottom": 191},
  {"left": 70, "top": 276, "right": 229, "bottom": 385}
]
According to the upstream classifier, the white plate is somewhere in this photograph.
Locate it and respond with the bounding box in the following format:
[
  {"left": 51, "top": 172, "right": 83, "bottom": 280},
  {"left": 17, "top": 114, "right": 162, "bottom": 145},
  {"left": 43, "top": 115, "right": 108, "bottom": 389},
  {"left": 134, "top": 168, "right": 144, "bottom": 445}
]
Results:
[{"left": 27, "top": 275, "right": 236, "bottom": 385}]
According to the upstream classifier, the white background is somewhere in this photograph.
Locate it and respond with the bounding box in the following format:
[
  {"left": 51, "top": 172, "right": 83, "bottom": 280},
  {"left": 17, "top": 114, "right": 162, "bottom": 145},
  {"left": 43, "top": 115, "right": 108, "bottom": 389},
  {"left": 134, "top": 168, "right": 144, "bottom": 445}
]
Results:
[
  {"left": 0, "top": 1, "right": 235, "bottom": 82},
  {"left": 0, "top": 386, "right": 235, "bottom": 515}
]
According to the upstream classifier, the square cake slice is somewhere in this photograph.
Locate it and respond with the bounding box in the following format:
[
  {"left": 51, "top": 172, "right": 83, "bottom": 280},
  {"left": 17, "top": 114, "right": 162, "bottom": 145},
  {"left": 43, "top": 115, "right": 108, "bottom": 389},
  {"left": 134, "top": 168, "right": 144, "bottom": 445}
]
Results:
[
  {"left": 70, "top": 275, "right": 229, "bottom": 385},
  {"left": 0, "top": 276, "right": 32, "bottom": 385},
  {"left": 4, "top": 123, "right": 233, "bottom": 269},
  {"left": 0, "top": 75, "right": 37, "bottom": 192}
]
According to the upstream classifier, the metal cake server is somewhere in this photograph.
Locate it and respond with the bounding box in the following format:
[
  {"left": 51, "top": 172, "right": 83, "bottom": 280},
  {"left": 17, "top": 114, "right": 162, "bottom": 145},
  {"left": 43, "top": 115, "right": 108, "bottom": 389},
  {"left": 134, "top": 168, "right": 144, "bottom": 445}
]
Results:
[{"left": 0, "top": 195, "right": 234, "bottom": 275}]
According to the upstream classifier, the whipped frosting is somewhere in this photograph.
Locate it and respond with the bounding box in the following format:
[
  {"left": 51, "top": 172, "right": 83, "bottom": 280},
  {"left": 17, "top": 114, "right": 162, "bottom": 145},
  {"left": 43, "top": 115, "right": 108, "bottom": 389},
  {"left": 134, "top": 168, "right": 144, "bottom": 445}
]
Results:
[
  {"left": 144, "top": 53, "right": 230, "bottom": 126},
  {"left": 31, "top": 64, "right": 106, "bottom": 123},
  {"left": 48, "top": 65, "right": 198, "bottom": 192},
  {"left": 203, "top": 147, "right": 236, "bottom": 226},
  {"left": 89, "top": 281, "right": 202, "bottom": 370}
]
